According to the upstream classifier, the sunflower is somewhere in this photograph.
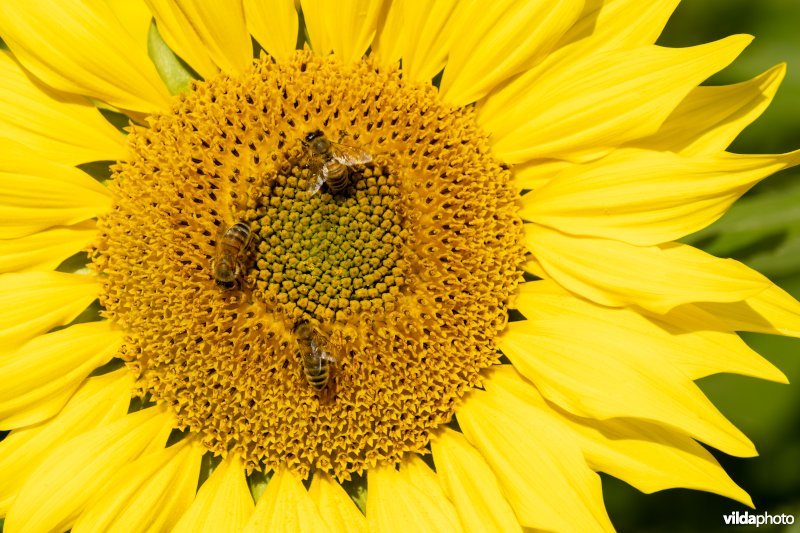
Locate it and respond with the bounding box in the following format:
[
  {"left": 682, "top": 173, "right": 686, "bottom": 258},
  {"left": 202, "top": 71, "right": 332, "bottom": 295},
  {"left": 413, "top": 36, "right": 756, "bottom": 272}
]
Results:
[{"left": 0, "top": 1, "right": 798, "bottom": 531}]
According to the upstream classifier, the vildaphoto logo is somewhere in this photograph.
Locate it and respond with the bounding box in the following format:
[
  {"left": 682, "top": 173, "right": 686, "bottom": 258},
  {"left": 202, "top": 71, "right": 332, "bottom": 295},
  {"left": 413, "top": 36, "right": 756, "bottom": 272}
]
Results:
[{"left": 723, "top": 511, "right": 795, "bottom": 527}]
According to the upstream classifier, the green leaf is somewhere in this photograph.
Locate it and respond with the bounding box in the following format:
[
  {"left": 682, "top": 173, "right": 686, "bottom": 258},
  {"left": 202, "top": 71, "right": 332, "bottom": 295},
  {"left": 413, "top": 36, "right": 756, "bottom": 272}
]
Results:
[
  {"left": 78, "top": 161, "right": 115, "bottom": 184},
  {"left": 248, "top": 469, "right": 271, "bottom": 503},
  {"left": 98, "top": 108, "right": 131, "bottom": 133},
  {"left": 296, "top": 5, "right": 308, "bottom": 50},
  {"left": 147, "top": 20, "right": 195, "bottom": 95},
  {"left": 56, "top": 251, "right": 90, "bottom": 274},
  {"left": 198, "top": 452, "right": 221, "bottom": 487},
  {"left": 339, "top": 473, "right": 367, "bottom": 514}
]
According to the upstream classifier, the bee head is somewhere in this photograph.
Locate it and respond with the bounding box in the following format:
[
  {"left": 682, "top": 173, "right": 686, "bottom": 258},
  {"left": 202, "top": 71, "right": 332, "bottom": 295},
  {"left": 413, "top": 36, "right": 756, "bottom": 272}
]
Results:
[{"left": 303, "top": 130, "right": 323, "bottom": 145}]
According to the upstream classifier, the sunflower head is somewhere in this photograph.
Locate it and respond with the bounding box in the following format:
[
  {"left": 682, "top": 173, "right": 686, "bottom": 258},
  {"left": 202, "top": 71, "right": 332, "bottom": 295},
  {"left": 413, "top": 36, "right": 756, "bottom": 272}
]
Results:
[
  {"left": 0, "top": 1, "right": 798, "bottom": 532},
  {"left": 90, "top": 50, "right": 524, "bottom": 480}
]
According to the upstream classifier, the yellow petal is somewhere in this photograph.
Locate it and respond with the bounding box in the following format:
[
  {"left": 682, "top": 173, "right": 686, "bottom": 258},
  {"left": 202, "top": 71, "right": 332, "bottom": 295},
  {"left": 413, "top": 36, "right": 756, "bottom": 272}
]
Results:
[
  {"left": 488, "top": 366, "right": 753, "bottom": 507},
  {"left": 652, "top": 325, "right": 786, "bottom": 384},
  {"left": 106, "top": 0, "right": 153, "bottom": 50},
  {"left": 371, "top": 0, "right": 405, "bottom": 68},
  {"left": 145, "top": 0, "right": 252, "bottom": 77},
  {"left": 582, "top": 416, "right": 752, "bottom": 505},
  {"left": 513, "top": 159, "right": 574, "bottom": 190},
  {"left": 518, "top": 280, "right": 786, "bottom": 384},
  {"left": 503, "top": 283, "right": 759, "bottom": 456},
  {"left": 366, "top": 462, "right": 462, "bottom": 533},
  {"left": 4, "top": 405, "right": 173, "bottom": 533},
  {"left": 398, "top": 456, "right": 461, "bottom": 526},
  {"left": 0, "top": 369, "right": 131, "bottom": 513},
  {"left": 631, "top": 64, "right": 786, "bottom": 156},
  {"left": 0, "top": 0, "right": 171, "bottom": 114},
  {"left": 523, "top": 149, "right": 800, "bottom": 246},
  {"left": 73, "top": 439, "right": 203, "bottom": 533},
  {"left": 0, "top": 221, "right": 96, "bottom": 273},
  {"left": 308, "top": 472, "right": 366, "bottom": 533},
  {"left": 243, "top": 468, "right": 327, "bottom": 532},
  {"left": 526, "top": 224, "right": 769, "bottom": 313},
  {"left": 558, "top": 0, "right": 680, "bottom": 50},
  {"left": 522, "top": 255, "right": 547, "bottom": 279},
  {"left": 172, "top": 455, "right": 254, "bottom": 533},
  {"left": 374, "top": 0, "right": 461, "bottom": 83},
  {"left": 669, "top": 282, "right": 800, "bottom": 338},
  {"left": 0, "top": 321, "right": 123, "bottom": 429},
  {"left": 431, "top": 428, "right": 520, "bottom": 533},
  {"left": 301, "top": 0, "right": 384, "bottom": 63},
  {"left": 480, "top": 35, "right": 751, "bottom": 163},
  {"left": 0, "top": 52, "right": 125, "bottom": 165},
  {"left": 244, "top": 0, "right": 298, "bottom": 61},
  {"left": 440, "top": 0, "right": 583, "bottom": 106},
  {"left": 0, "top": 140, "right": 111, "bottom": 239},
  {"left": 457, "top": 372, "right": 613, "bottom": 531},
  {"left": 0, "top": 272, "right": 98, "bottom": 354}
]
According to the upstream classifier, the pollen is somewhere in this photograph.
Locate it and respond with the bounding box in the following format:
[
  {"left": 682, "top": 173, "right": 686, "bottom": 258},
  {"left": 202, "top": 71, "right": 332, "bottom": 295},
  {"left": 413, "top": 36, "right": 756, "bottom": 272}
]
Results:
[{"left": 91, "top": 51, "right": 524, "bottom": 480}]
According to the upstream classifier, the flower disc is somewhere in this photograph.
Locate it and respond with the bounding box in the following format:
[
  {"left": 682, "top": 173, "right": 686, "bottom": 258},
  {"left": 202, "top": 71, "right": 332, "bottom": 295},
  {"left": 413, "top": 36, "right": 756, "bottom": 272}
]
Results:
[{"left": 92, "top": 51, "right": 525, "bottom": 480}]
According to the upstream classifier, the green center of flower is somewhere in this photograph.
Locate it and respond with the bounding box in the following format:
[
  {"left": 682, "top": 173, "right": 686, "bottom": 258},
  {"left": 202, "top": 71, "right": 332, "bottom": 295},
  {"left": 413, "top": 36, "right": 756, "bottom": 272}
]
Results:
[
  {"left": 91, "top": 51, "right": 525, "bottom": 480},
  {"left": 251, "top": 149, "right": 407, "bottom": 323}
]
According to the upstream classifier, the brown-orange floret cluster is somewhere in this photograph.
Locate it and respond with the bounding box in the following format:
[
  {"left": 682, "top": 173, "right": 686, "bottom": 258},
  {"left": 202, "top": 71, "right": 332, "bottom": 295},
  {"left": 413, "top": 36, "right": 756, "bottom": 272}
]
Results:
[{"left": 91, "top": 51, "right": 524, "bottom": 480}]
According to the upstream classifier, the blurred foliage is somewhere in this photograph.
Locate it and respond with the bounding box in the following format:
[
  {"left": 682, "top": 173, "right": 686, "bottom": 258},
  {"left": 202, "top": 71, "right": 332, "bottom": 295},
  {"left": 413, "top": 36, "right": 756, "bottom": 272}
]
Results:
[{"left": 605, "top": 1, "right": 800, "bottom": 531}]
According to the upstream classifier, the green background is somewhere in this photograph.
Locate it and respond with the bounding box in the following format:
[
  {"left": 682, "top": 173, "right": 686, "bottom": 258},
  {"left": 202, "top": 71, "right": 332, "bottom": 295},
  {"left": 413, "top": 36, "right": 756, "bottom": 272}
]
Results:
[{"left": 605, "top": 1, "right": 800, "bottom": 531}]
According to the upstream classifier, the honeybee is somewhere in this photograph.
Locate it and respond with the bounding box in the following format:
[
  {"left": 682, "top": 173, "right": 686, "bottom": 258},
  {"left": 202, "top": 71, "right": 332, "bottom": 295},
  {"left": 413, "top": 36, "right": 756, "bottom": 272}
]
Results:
[
  {"left": 294, "top": 320, "right": 337, "bottom": 394},
  {"left": 213, "top": 221, "right": 253, "bottom": 289},
  {"left": 303, "top": 129, "right": 373, "bottom": 195}
]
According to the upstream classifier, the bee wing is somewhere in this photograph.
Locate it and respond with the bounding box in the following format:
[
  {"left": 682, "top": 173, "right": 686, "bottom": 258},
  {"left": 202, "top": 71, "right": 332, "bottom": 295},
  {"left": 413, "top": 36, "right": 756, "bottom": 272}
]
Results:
[
  {"left": 308, "top": 173, "right": 326, "bottom": 195},
  {"left": 237, "top": 224, "right": 254, "bottom": 260},
  {"left": 329, "top": 141, "right": 373, "bottom": 166},
  {"left": 212, "top": 224, "right": 229, "bottom": 278},
  {"left": 307, "top": 157, "right": 326, "bottom": 194},
  {"left": 309, "top": 339, "right": 328, "bottom": 371},
  {"left": 213, "top": 224, "right": 227, "bottom": 257}
]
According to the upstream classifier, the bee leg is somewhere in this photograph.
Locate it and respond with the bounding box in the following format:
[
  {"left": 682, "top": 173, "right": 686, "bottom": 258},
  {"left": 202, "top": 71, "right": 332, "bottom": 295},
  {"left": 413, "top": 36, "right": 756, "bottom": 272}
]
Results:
[
  {"left": 314, "top": 374, "right": 332, "bottom": 403},
  {"left": 318, "top": 386, "right": 334, "bottom": 404},
  {"left": 234, "top": 271, "right": 244, "bottom": 290}
]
